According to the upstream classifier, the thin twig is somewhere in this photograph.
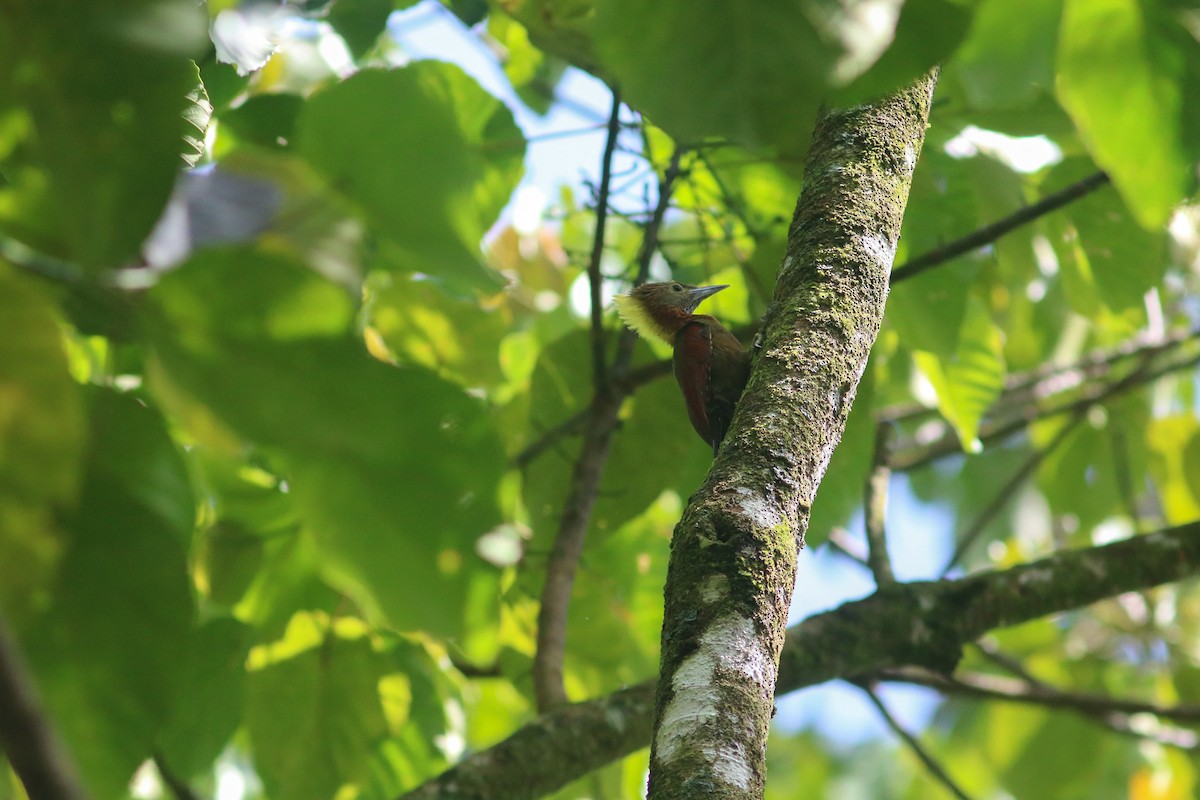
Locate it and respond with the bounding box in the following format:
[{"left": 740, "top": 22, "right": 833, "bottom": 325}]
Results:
[
  {"left": 511, "top": 356, "right": 677, "bottom": 470},
  {"left": 586, "top": 91, "right": 623, "bottom": 392},
  {"left": 533, "top": 89, "right": 625, "bottom": 712},
  {"left": 892, "top": 171, "right": 1110, "bottom": 284},
  {"left": 864, "top": 423, "right": 895, "bottom": 586},
  {"left": 512, "top": 412, "right": 590, "bottom": 469},
  {"left": 826, "top": 527, "right": 870, "bottom": 567},
  {"left": 153, "top": 753, "right": 201, "bottom": 800},
  {"left": 858, "top": 682, "right": 974, "bottom": 800},
  {"left": 530, "top": 137, "right": 685, "bottom": 713},
  {"left": 887, "top": 666, "right": 1200, "bottom": 724},
  {"left": 940, "top": 412, "right": 1085, "bottom": 576},
  {"left": 875, "top": 667, "right": 1200, "bottom": 750},
  {"left": 972, "top": 639, "right": 1044, "bottom": 685},
  {"left": 892, "top": 345, "right": 1200, "bottom": 472},
  {"left": 876, "top": 327, "right": 1199, "bottom": 428},
  {"left": 0, "top": 611, "right": 88, "bottom": 800},
  {"left": 693, "top": 150, "right": 773, "bottom": 305},
  {"left": 1000, "top": 327, "right": 1197, "bottom": 401},
  {"left": 628, "top": 150, "right": 684, "bottom": 290}
]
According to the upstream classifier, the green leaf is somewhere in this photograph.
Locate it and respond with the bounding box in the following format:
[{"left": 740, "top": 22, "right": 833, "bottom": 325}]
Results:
[
  {"left": 218, "top": 93, "right": 304, "bottom": 151},
  {"left": 150, "top": 245, "right": 356, "bottom": 345},
  {"left": 593, "top": 0, "right": 832, "bottom": 150},
  {"left": 837, "top": 0, "right": 974, "bottom": 104},
  {"left": 950, "top": 0, "right": 1061, "bottom": 109},
  {"left": 245, "top": 616, "right": 391, "bottom": 800},
  {"left": 182, "top": 68, "right": 213, "bottom": 168},
  {"left": 1185, "top": 432, "right": 1200, "bottom": 511},
  {"left": 1045, "top": 159, "right": 1166, "bottom": 312},
  {"left": 1000, "top": 710, "right": 1123, "bottom": 799},
  {"left": 297, "top": 64, "right": 524, "bottom": 293},
  {"left": 914, "top": 295, "right": 1006, "bottom": 451},
  {"left": 24, "top": 390, "right": 194, "bottom": 797},
  {"left": 0, "top": 264, "right": 85, "bottom": 621},
  {"left": 0, "top": 0, "right": 208, "bottom": 268},
  {"left": 149, "top": 247, "right": 506, "bottom": 637},
  {"left": 889, "top": 150, "right": 983, "bottom": 356},
  {"left": 157, "top": 617, "right": 252, "bottom": 778},
  {"left": 85, "top": 386, "right": 195, "bottom": 546},
  {"left": 200, "top": 520, "right": 267, "bottom": 607},
  {"left": 367, "top": 273, "right": 511, "bottom": 389},
  {"left": 563, "top": 496, "right": 675, "bottom": 695},
  {"left": 326, "top": 0, "right": 397, "bottom": 58},
  {"left": 1147, "top": 416, "right": 1200, "bottom": 524},
  {"left": 1056, "top": 0, "right": 1189, "bottom": 227},
  {"left": 488, "top": 15, "right": 564, "bottom": 116}
]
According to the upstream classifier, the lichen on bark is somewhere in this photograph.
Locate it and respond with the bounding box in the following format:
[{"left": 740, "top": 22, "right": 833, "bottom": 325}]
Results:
[{"left": 647, "top": 71, "right": 939, "bottom": 800}]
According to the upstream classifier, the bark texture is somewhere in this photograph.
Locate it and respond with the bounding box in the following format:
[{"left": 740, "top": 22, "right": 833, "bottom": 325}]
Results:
[
  {"left": 646, "top": 72, "right": 939, "bottom": 800},
  {"left": 401, "top": 520, "right": 1200, "bottom": 799}
]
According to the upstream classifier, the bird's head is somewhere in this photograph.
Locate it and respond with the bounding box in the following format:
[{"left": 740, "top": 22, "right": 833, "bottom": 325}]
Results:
[{"left": 612, "top": 282, "right": 728, "bottom": 342}]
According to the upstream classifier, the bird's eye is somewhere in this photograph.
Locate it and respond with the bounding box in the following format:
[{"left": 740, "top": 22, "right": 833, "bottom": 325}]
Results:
[{"left": 671, "top": 283, "right": 683, "bottom": 292}]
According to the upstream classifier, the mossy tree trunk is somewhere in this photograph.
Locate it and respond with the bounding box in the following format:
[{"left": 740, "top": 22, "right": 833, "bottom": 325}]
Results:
[{"left": 646, "top": 71, "right": 939, "bottom": 800}]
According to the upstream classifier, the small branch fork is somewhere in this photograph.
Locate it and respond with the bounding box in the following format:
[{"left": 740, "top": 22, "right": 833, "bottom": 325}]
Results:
[
  {"left": 531, "top": 89, "right": 686, "bottom": 712},
  {"left": 406, "top": 519, "right": 1200, "bottom": 799}
]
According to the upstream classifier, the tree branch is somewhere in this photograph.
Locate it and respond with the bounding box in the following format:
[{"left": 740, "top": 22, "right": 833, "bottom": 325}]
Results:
[
  {"left": 153, "top": 753, "right": 201, "bottom": 800},
  {"left": 865, "top": 423, "right": 895, "bottom": 586},
  {"left": 402, "top": 520, "right": 1200, "bottom": 799},
  {"left": 875, "top": 667, "right": 1200, "bottom": 750},
  {"left": 878, "top": 666, "right": 1200, "bottom": 725},
  {"left": 0, "top": 611, "right": 88, "bottom": 800},
  {"left": 586, "top": 90, "right": 623, "bottom": 392},
  {"left": 532, "top": 88, "right": 625, "bottom": 712},
  {"left": 891, "top": 171, "right": 1110, "bottom": 284},
  {"left": 531, "top": 136, "right": 685, "bottom": 712}
]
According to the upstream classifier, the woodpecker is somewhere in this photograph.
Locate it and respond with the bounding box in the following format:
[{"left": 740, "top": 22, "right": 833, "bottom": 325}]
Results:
[{"left": 614, "top": 282, "right": 751, "bottom": 455}]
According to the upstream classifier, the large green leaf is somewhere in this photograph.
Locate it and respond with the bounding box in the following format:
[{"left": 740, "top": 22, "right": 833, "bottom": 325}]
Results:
[
  {"left": 246, "top": 617, "right": 391, "bottom": 800},
  {"left": 836, "top": 0, "right": 974, "bottom": 104},
  {"left": 24, "top": 390, "right": 194, "bottom": 797},
  {"left": 1056, "top": 0, "right": 1189, "bottom": 228},
  {"left": 888, "top": 149, "right": 983, "bottom": 356},
  {"left": 593, "top": 0, "right": 834, "bottom": 150},
  {"left": 156, "top": 616, "right": 252, "bottom": 779},
  {"left": 0, "top": 264, "right": 85, "bottom": 622},
  {"left": 562, "top": 495, "right": 674, "bottom": 696},
  {"left": 1045, "top": 160, "right": 1166, "bottom": 313},
  {"left": 326, "top": 0, "right": 404, "bottom": 59},
  {"left": 297, "top": 63, "right": 525, "bottom": 293},
  {"left": 0, "top": 0, "right": 208, "bottom": 268},
  {"left": 148, "top": 246, "right": 506, "bottom": 637},
  {"left": 950, "top": 0, "right": 1061, "bottom": 109}
]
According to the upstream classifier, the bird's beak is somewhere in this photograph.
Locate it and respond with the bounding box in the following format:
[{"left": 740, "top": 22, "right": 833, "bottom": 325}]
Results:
[{"left": 685, "top": 284, "right": 728, "bottom": 311}]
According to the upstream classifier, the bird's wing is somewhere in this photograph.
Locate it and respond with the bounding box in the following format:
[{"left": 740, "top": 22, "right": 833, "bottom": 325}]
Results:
[{"left": 673, "top": 320, "right": 714, "bottom": 449}]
